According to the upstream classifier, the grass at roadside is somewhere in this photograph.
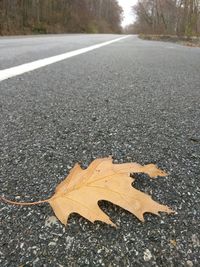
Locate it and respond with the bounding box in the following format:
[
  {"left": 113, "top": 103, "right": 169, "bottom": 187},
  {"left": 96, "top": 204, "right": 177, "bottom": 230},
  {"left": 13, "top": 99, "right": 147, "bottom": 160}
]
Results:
[{"left": 139, "top": 34, "right": 200, "bottom": 47}]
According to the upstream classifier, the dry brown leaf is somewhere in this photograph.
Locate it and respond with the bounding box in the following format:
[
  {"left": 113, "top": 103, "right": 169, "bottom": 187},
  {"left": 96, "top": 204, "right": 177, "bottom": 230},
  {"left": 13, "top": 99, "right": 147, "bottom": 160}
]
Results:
[
  {"left": 48, "top": 157, "right": 173, "bottom": 226},
  {"left": 1, "top": 157, "right": 174, "bottom": 227}
]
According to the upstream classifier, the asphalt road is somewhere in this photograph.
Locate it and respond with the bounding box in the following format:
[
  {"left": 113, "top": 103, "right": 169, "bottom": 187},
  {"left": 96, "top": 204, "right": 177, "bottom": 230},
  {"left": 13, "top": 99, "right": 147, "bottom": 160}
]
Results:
[{"left": 0, "top": 34, "right": 199, "bottom": 267}]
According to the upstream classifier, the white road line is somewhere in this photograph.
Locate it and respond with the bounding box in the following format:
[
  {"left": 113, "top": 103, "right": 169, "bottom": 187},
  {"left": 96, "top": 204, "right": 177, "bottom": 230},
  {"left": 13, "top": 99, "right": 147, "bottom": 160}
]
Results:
[{"left": 0, "top": 35, "right": 131, "bottom": 82}]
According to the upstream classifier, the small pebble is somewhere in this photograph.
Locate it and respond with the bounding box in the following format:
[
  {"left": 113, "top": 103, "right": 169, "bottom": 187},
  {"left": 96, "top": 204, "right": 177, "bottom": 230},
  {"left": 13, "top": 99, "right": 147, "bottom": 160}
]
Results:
[{"left": 143, "top": 249, "right": 152, "bottom": 262}]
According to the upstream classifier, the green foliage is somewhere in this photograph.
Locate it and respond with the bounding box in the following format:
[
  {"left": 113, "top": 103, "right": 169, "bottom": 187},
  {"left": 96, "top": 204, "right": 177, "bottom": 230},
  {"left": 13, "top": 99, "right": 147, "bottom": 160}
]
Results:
[
  {"left": 87, "top": 22, "right": 99, "bottom": 34},
  {"left": 32, "top": 27, "right": 47, "bottom": 34}
]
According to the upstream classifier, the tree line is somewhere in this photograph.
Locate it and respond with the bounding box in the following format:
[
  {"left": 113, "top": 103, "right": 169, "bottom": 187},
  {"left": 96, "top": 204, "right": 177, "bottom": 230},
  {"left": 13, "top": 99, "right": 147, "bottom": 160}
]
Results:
[
  {"left": 0, "top": 0, "right": 122, "bottom": 35},
  {"left": 131, "top": 0, "right": 200, "bottom": 36}
]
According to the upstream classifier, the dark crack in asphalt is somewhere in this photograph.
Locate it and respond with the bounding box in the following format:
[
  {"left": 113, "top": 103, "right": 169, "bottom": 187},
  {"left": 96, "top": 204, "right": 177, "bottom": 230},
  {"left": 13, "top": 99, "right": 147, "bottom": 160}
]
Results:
[{"left": 0, "top": 35, "right": 200, "bottom": 266}]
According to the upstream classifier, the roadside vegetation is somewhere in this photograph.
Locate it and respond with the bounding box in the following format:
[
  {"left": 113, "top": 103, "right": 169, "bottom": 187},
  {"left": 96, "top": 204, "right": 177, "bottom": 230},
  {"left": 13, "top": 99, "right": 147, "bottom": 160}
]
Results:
[
  {"left": 0, "top": 0, "right": 122, "bottom": 35},
  {"left": 139, "top": 34, "right": 200, "bottom": 47},
  {"left": 124, "top": 0, "right": 200, "bottom": 47},
  {"left": 131, "top": 0, "right": 200, "bottom": 36}
]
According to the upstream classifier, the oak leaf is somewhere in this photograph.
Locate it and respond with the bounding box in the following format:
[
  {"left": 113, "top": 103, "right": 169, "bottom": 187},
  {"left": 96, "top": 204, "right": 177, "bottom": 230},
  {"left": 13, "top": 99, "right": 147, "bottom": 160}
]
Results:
[
  {"left": 48, "top": 157, "right": 173, "bottom": 226},
  {"left": 1, "top": 157, "right": 174, "bottom": 227}
]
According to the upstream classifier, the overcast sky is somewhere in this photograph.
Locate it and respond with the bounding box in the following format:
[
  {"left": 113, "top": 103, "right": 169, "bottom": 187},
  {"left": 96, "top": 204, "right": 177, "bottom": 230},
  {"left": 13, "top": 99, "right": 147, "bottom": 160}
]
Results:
[{"left": 117, "top": 0, "right": 137, "bottom": 27}]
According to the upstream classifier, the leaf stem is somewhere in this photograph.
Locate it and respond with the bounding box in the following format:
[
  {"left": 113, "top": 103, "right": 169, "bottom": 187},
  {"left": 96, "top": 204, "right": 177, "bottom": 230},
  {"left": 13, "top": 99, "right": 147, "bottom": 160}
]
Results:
[{"left": 0, "top": 196, "right": 49, "bottom": 206}]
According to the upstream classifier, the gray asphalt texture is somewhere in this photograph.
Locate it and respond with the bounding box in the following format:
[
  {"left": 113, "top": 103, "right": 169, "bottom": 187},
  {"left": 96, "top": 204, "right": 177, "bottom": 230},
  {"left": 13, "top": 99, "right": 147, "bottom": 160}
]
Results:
[{"left": 0, "top": 34, "right": 200, "bottom": 267}]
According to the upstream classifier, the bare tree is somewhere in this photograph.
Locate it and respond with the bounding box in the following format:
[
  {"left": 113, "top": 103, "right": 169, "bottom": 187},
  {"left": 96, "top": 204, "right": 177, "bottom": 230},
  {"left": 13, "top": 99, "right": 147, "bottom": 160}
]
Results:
[
  {"left": 0, "top": 0, "right": 122, "bottom": 35},
  {"left": 132, "top": 0, "right": 200, "bottom": 36}
]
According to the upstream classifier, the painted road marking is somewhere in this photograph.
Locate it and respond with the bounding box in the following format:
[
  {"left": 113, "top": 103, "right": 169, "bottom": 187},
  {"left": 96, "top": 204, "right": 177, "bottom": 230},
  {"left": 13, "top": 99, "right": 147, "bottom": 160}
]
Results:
[{"left": 0, "top": 35, "right": 131, "bottom": 82}]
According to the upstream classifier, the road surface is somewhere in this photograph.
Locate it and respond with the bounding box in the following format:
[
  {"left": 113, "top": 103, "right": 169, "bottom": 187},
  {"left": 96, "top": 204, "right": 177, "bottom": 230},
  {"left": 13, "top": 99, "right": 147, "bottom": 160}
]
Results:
[{"left": 0, "top": 34, "right": 199, "bottom": 266}]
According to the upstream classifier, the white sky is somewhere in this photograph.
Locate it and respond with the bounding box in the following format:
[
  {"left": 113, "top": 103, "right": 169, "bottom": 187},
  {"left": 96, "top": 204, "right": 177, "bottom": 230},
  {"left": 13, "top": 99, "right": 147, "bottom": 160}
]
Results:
[{"left": 117, "top": 0, "right": 137, "bottom": 27}]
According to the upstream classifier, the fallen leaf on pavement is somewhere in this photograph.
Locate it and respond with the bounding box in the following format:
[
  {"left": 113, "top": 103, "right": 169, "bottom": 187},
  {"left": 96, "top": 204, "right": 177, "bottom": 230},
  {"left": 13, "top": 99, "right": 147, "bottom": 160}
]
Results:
[{"left": 1, "top": 157, "right": 174, "bottom": 227}]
